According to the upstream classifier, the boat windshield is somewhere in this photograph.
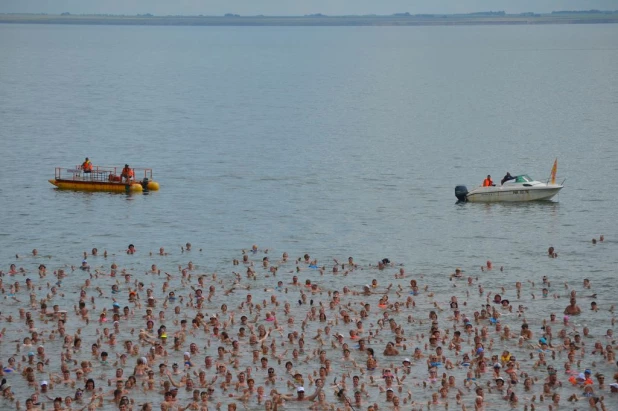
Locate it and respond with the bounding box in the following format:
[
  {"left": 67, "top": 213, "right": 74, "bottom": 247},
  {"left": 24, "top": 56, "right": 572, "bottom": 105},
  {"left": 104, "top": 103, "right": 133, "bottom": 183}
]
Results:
[{"left": 515, "top": 175, "right": 533, "bottom": 183}]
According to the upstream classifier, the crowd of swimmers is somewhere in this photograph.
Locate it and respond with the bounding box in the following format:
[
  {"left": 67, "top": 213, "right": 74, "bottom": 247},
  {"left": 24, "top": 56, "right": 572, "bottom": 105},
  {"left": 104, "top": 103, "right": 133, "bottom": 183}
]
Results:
[{"left": 0, "top": 239, "right": 616, "bottom": 411}]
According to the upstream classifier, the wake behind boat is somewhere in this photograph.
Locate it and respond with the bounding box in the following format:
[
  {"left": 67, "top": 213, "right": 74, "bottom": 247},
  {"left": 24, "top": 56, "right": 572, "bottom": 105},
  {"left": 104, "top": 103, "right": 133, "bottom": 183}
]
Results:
[{"left": 455, "top": 160, "right": 563, "bottom": 203}]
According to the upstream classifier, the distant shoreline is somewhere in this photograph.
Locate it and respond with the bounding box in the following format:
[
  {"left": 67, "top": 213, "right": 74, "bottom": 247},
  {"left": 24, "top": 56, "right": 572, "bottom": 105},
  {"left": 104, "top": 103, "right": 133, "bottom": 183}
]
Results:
[{"left": 2, "top": 13, "right": 618, "bottom": 27}]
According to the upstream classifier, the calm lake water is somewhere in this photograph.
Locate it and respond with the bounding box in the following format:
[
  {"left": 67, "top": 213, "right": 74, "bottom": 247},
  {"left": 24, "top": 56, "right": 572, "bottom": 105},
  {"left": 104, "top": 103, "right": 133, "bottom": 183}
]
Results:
[
  {"left": 1, "top": 24, "right": 617, "bottom": 266},
  {"left": 0, "top": 23, "right": 617, "bottom": 408}
]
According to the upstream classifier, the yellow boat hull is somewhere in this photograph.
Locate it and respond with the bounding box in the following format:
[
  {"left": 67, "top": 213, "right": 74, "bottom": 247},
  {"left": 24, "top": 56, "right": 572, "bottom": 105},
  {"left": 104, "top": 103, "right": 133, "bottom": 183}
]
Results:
[{"left": 49, "top": 179, "right": 159, "bottom": 193}]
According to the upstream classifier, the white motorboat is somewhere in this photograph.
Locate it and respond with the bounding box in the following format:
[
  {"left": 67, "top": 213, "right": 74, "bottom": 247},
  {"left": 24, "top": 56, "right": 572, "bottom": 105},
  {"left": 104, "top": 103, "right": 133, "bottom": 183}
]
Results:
[{"left": 455, "top": 174, "right": 563, "bottom": 203}]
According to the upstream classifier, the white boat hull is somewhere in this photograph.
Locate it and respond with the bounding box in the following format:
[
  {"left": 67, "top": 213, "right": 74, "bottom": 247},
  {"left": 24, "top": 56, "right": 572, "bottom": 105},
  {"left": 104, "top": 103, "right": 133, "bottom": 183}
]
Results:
[{"left": 465, "top": 185, "right": 562, "bottom": 203}]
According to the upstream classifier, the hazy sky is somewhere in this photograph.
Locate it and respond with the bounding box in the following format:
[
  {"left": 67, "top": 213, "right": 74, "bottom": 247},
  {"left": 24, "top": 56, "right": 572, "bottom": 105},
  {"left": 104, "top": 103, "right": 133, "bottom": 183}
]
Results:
[{"left": 1, "top": 0, "right": 617, "bottom": 16}]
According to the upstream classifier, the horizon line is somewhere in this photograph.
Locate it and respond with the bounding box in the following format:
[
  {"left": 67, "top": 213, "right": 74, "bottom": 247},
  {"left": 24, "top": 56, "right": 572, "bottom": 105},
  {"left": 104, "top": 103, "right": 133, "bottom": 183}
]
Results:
[{"left": 2, "top": 9, "right": 618, "bottom": 18}]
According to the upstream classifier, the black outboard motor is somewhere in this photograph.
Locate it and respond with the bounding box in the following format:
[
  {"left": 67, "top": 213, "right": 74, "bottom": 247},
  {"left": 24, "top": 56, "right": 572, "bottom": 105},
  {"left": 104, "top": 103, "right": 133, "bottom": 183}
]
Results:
[
  {"left": 455, "top": 185, "right": 468, "bottom": 202},
  {"left": 141, "top": 178, "right": 149, "bottom": 190}
]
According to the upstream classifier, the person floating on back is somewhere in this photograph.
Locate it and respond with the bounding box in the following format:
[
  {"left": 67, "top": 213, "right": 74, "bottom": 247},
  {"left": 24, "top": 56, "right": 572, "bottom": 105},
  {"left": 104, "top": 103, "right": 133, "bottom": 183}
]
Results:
[{"left": 482, "top": 175, "right": 494, "bottom": 187}]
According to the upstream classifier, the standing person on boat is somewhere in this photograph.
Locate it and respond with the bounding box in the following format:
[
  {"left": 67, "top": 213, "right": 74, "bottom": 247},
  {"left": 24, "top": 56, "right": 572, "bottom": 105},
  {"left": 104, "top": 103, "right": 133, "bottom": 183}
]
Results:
[
  {"left": 121, "top": 164, "right": 134, "bottom": 182},
  {"left": 482, "top": 175, "right": 495, "bottom": 187},
  {"left": 81, "top": 158, "right": 93, "bottom": 174},
  {"left": 501, "top": 172, "right": 515, "bottom": 185}
]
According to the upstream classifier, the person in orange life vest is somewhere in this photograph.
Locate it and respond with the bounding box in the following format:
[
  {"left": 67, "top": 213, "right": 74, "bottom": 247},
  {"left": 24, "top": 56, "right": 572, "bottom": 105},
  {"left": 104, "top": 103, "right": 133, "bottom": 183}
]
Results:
[
  {"left": 82, "top": 158, "right": 93, "bottom": 173},
  {"left": 121, "top": 164, "right": 134, "bottom": 182},
  {"left": 568, "top": 371, "right": 593, "bottom": 386},
  {"left": 483, "top": 175, "right": 494, "bottom": 187}
]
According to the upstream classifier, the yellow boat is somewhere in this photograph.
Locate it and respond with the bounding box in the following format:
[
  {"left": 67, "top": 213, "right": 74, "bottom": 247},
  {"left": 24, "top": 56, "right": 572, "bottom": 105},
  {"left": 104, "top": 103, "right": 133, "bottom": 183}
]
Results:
[{"left": 49, "top": 166, "right": 160, "bottom": 193}]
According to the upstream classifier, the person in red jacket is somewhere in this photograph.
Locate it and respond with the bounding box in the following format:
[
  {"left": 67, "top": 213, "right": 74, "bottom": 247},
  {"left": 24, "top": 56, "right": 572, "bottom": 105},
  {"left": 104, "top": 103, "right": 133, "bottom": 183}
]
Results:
[
  {"left": 121, "top": 164, "right": 134, "bottom": 182},
  {"left": 482, "top": 175, "right": 494, "bottom": 187},
  {"left": 82, "top": 158, "right": 93, "bottom": 173}
]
